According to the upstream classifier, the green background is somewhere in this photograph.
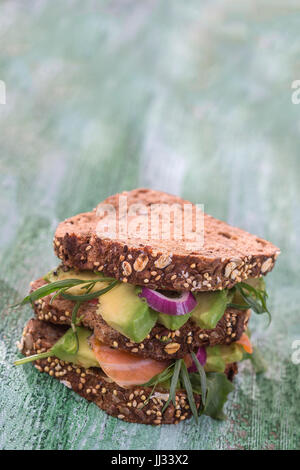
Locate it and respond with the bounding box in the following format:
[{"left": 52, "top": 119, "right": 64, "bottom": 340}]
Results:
[{"left": 0, "top": 0, "right": 299, "bottom": 450}]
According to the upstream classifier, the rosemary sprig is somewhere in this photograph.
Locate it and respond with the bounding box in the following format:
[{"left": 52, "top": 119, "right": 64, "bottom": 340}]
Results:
[{"left": 228, "top": 282, "right": 271, "bottom": 324}]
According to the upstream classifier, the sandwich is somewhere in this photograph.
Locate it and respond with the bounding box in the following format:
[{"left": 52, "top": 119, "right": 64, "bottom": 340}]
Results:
[{"left": 14, "top": 188, "right": 280, "bottom": 425}]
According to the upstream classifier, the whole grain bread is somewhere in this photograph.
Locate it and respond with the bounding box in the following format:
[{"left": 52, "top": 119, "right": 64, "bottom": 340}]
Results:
[
  {"left": 19, "top": 318, "right": 238, "bottom": 425},
  {"left": 31, "top": 278, "right": 250, "bottom": 361},
  {"left": 54, "top": 189, "right": 280, "bottom": 292}
]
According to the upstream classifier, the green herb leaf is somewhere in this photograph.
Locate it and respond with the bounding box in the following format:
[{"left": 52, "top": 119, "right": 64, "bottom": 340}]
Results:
[
  {"left": 14, "top": 351, "right": 50, "bottom": 366},
  {"left": 202, "top": 372, "right": 234, "bottom": 420},
  {"left": 191, "top": 351, "right": 207, "bottom": 406},
  {"left": 180, "top": 361, "right": 199, "bottom": 423},
  {"left": 61, "top": 280, "right": 118, "bottom": 302},
  {"left": 228, "top": 282, "right": 271, "bottom": 324},
  {"left": 11, "top": 277, "right": 116, "bottom": 308},
  {"left": 162, "top": 359, "right": 182, "bottom": 412}
]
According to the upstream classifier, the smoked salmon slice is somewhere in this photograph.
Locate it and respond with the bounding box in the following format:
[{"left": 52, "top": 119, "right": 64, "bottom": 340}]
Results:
[
  {"left": 90, "top": 337, "right": 170, "bottom": 387},
  {"left": 236, "top": 333, "right": 253, "bottom": 354}
]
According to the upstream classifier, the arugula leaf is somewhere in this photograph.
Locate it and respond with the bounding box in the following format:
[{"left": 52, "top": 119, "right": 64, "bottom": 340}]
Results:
[{"left": 201, "top": 372, "right": 234, "bottom": 420}]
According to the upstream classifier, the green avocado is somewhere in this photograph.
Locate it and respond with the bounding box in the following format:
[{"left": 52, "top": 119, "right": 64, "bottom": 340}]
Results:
[
  {"left": 44, "top": 267, "right": 110, "bottom": 295},
  {"left": 52, "top": 327, "right": 99, "bottom": 369},
  {"left": 157, "top": 312, "right": 191, "bottom": 330},
  {"left": 97, "top": 283, "right": 158, "bottom": 343},
  {"left": 204, "top": 343, "right": 244, "bottom": 373},
  {"left": 190, "top": 290, "right": 230, "bottom": 330}
]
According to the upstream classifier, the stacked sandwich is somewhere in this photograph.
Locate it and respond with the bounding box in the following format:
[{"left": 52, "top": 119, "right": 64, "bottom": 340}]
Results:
[{"left": 16, "top": 189, "right": 279, "bottom": 425}]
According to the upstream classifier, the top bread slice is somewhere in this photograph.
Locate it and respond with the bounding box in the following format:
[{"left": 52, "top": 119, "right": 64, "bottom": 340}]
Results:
[{"left": 54, "top": 188, "right": 280, "bottom": 292}]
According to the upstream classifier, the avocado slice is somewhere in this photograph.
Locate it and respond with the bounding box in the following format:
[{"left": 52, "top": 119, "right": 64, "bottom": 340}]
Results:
[
  {"left": 191, "top": 290, "right": 230, "bottom": 330},
  {"left": 204, "top": 343, "right": 244, "bottom": 373},
  {"left": 52, "top": 327, "right": 99, "bottom": 369},
  {"left": 44, "top": 267, "right": 110, "bottom": 295},
  {"left": 97, "top": 283, "right": 158, "bottom": 343},
  {"left": 157, "top": 312, "right": 191, "bottom": 330}
]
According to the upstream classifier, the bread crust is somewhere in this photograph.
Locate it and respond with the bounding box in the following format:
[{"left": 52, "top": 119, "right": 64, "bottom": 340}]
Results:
[
  {"left": 19, "top": 318, "right": 238, "bottom": 425},
  {"left": 54, "top": 189, "right": 280, "bottom": 292},
  {"left": 31, "top": 278, "right": 250, "bottom": 362}
]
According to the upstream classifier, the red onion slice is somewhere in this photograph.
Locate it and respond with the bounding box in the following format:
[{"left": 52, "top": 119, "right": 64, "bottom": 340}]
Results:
[
  {"left": 139, "top": 287, "right": 197, "bottom": 316},
  {"left": 188, "top": 347, "right": 207, "bottom": 373}
]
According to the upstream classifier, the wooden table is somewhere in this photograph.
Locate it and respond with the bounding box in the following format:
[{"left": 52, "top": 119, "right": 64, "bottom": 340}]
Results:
[{"left": 0, "top": 0, "right": 299, "bottom": 450}]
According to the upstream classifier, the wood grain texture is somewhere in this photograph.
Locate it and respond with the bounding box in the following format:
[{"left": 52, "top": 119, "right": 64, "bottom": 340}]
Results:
[{"left": 0, "top": 0, "right": 299, "bottom": 450}]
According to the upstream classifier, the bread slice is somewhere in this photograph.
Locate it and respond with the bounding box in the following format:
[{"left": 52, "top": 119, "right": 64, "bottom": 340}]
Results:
[
  {"left": 54, "top": 189, "right": 280, "bottom": 292},
  {"left": 31, "top": 278, "right": 250, "bottom": 361},
  {"left": 19, "top": 318, "right": 238, "bottom": 425}
]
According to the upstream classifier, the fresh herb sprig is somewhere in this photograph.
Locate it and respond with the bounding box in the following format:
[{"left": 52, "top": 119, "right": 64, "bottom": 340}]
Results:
[
  {"left": 142, "top": 354, "right": 207, "bottom": 422},
  {"left": 15, "top": 326, "right": 86, "bottom": 366},
  {"left": 13, "top": 275, "right": 118, "bottom": 357},
  {"left": 228, "top": 282, "right": 271, "bottom": 324}
]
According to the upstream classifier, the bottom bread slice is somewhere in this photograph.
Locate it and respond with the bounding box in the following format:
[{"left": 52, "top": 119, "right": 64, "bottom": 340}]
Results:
[{"left": 19, "top": 318, "right": 238, "bottom": 425}]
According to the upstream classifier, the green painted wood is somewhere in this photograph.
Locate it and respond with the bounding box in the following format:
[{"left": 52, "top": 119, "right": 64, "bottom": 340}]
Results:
[{"left": 0, "top": 0, "right": 299, "bottom": 450}]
